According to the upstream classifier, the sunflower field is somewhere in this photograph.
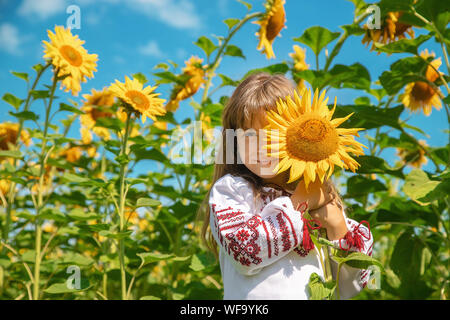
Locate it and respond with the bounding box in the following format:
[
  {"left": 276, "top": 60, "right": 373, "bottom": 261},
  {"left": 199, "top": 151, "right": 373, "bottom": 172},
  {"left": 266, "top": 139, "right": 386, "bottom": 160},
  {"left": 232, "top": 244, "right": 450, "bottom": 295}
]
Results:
[{"left": 0, "top": 0, "right": 449, "bottom": 300}]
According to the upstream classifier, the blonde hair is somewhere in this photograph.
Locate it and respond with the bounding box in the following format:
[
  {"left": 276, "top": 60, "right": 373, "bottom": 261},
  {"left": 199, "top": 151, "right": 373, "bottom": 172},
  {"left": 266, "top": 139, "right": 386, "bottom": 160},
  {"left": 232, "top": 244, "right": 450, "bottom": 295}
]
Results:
[{"left": 196, "top": 72, "right": 344, "bottom": 258}]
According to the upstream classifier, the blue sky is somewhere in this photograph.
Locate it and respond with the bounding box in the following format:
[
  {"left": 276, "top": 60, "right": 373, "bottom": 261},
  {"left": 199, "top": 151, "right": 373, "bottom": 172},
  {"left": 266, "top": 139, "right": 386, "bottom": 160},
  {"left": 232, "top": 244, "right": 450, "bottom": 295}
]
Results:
[{"left": 0, "top": 0, "right": 447, "bottom": 177}]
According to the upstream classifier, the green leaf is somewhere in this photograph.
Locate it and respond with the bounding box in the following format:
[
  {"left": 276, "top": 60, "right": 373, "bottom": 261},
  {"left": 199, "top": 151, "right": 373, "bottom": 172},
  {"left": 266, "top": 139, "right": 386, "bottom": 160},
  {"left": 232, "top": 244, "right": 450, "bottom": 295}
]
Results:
[
  {"left": 0, "top": 150, "right": 23, "bottom": 158},
  {"left": 243, "top": 63, "right": 289, "bottom": 79},
  {"left": 237, "top": 0, "right": 252, "bottom": 11},
  {"left": 133, "top": 72, "right": 148, "bottom": 84},
  {"left": 31, "top": 90, "right": 50, "bottom": 99},
  {"left": 95, "top": 117, "right": 124, "bottom": 131},
  {"left": 9, "top": 110, "right": 38, "bottom": 121},
  {"left": 379, "top": 56, "right": 429, "bottom": 95},
  {"left": 218, "top": 74, "right": 239, "bottom": 88},
  {"left": 194, "top": 36, "right": 217, "bottom": 58},
  {"left": 223, "top": 18, "right": 240, "bottom": 29},
  {"left": 136, "top": 197, "right": 161, "bottom": 208},
  {"left": 293, "top": 26, "right": 340, "bottom": 56},
  {"left": 61, "top": 252, "right": 95, "bottom": 266},
  {"left": 2, "top": 93, "right": 23, "bottom": 109},
  {"left": 224, "top": 44, "right": 245, "bottom": 59},
  {"left": 59, "top": 103, "right": 84, "bottom": 115},
  {"left": 332, "top": 252, "right": 384, "bottom": 270},
  {"left": 140, "top": 295, "right": 162, "bottom": 300},
  {"left": 347, "top": 175, "right": 387, "bottom": 197},
  {"left": 189, "top": 253, "right": 216, "bottom": 272},
  {"left": 333, "top": 104, "right": 404, "bottom": 130},
  {"left": 44, "top": 279, "right": 91, "bottom": 294},
  {"left": 307, "top": 273, "right": 336, "bottom": 300},
  {"left": 402, "top": 169, "right": 440, "bottom": 205},
  {"left": 374, "top": 34, "right": 432, "bottom": 55},
  {"left": 67, "top": 208, "right": 102, "bottom": 221},
  {"left": 137, "top": 252, "right": 175, "bottom": 266},
  {"left": 10, "top": 71, "right": 29, "bottom": 82},
  {"left": 99, "top": 230, "right": 132, "bottom": 240},
  {"left": 356, "top": 155, "right": 405, "bottom": 178}
]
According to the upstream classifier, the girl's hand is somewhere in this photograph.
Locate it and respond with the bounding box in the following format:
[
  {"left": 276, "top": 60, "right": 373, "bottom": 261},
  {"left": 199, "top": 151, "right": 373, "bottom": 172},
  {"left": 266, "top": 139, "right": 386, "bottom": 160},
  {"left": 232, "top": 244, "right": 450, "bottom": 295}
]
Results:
[
  {"left": 290, "top": 179, "right": 334, "bottom": 211},
  {"left": 309, "top": 199, "right": 348, "bottom": 239}
]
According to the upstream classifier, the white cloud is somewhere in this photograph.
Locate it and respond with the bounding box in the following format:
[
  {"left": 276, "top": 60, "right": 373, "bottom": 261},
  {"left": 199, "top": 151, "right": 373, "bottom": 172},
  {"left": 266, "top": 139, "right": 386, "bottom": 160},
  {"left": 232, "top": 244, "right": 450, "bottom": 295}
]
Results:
[
  {"left": 138, "top": 40, "right": 163, "bottom": 58},
  {"left": 0, "top": 23, "right": 23, "bottom": 55},
  {"left": 17, "top": 0, "right": 67, "bottom": 20},
  {"left": 129, "top": 0, "right": 202, "bottom": 30},
  {"left": 16, "top": 0, "right": 202, "bottom": 30}
]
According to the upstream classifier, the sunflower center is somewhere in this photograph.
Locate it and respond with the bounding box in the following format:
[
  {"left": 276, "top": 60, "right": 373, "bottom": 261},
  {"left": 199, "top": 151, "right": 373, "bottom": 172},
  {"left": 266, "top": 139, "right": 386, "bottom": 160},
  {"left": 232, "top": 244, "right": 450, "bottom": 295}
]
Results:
[
  {"left": 91, "top": 108, "right": 113, "bottom": 120},
  {"left": 286, "top": 117, "right": 339, "bottom": 162},
  {"left": 266, "top": 6, "right": 285, "bottom": 41},
  {"left": 59, "top": 45, "right": 83, "bottom": 67},
  {"left": 125, "top": 90, "right": 149, "bottom": 110},
  {"left": 411, "top": 81, "right": 435, "bottom": 101}
]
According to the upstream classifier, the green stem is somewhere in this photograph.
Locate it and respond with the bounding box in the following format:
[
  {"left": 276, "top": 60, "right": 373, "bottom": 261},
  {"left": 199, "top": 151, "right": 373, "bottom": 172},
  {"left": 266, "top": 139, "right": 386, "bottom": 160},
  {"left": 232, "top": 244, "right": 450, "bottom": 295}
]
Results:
[
  {"left": 2, "top": 62, "right": 51, "bottom": 243},
  {"left": 324, "top": 12, "right": 370, "bottom": 72},
  {"left": 118, "top": 108, "right": 132, "bottom": 300},
  {"left": 412, "top": 8, "right": 450, "bottom": 74},
  {"left": 33, "top": 66, "right": 59, "bottom": 300},
  {"left": 202, "top": 12, "right": 263, "bottom": 104},
  {"left": 320, "top": 229, "right": 333, "bottom": 283},
  {"left": 336, "top": 263, "right": 342, "bottom": 300}
]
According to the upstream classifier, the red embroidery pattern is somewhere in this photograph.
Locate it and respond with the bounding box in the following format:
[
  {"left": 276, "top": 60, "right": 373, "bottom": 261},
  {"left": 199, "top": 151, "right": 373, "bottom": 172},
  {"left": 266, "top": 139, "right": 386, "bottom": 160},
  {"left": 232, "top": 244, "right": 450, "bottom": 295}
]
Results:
[
  {"left": 276, "top": 212, "right": 291, "bottom": 252},
  {"left": 267, "top": 217, "right": 279, "bottom": 256},
  {"left": 217, "top": 210, "right": 245, "bottom": 221},
  {"left": 294, "top": 244, "right": 309, "bottom": 257},
  {"left": 224, "top": 216, "right": 263, "bottom": 266},
  {"left": 261, "top": 220, "right": 272, "bottom": 259}
]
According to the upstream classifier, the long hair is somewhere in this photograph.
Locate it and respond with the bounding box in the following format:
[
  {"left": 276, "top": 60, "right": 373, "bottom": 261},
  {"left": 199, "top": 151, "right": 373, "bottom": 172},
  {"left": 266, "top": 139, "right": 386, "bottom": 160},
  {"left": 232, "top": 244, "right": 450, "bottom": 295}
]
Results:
[{"left": 196, "top": 72, "right": 344, "bottom": 258}]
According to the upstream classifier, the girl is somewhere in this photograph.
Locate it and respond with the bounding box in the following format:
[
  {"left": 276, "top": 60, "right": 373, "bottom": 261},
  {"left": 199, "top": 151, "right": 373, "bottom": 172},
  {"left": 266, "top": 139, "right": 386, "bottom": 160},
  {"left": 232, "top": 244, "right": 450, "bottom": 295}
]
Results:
[{"left": 198, "top": 72, "right": 373, "bottom": 300}]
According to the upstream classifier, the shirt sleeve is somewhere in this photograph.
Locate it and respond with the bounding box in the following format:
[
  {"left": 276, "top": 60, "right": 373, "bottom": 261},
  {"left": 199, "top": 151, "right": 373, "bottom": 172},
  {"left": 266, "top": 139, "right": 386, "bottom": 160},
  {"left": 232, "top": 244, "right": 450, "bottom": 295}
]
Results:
[
  {"left": 209, "top": 174, "right": 305, "bottom": 276},
  {"left": 327, "top": 209, "right": 374, "bottom": 300}
]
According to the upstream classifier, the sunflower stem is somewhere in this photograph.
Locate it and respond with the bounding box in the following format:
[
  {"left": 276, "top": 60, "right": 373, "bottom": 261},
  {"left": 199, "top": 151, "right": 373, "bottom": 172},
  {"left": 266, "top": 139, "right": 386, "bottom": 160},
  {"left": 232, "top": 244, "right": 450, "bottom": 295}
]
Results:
[
  {"left": 118, "top": 108, "right": 132, "bottom": 300},
  {"left": 411, "top": 7, "right": 450, "bottom": 75},
  {"left": 33, "top": 66, "right": 59, "bottom": 300},
  {"left": 202, "top": 12, "right": 263, "bottom": 104},
  {"left": 2, "top": 62, "right": 51, "bottom": 244},
  {"left": 324, "top": 11, "right": 370, "bottom": 72}
]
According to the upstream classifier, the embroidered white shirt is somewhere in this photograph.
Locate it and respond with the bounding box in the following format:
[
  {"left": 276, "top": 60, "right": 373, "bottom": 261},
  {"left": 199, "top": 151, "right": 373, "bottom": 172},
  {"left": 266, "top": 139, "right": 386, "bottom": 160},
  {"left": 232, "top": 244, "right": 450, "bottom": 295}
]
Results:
[{"left": 209, "top": 173, "right": 374, "bottom": 300}]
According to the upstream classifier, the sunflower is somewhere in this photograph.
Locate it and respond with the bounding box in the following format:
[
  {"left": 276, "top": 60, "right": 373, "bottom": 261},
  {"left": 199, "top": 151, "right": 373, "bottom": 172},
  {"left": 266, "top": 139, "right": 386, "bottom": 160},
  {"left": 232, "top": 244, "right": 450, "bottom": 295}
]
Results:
[
  {"left": 400, "top": 50, "right": 443, "bottom": 116},
  {"left": 254, "top": 0, "right": 286, "bottom": 59},
  {"left": 166, "top": 56, "right": 206, "bottom": 112},
  {"left": 396, "top": 139, "right": 428, "bottom": 168},
  {"left": 43, "top": 26, "right": 98, "bottom": 96},
  {"left": 289, "top": 45, "right": 310, "bottom": 92},
  {"left": 109, "top": 76, "right": 166, "bottom": 124},
  {"left": 263, "top": 88, "right": 367, "bottom": 190},
  {"left": 0, "top": 122, "right": 31, "bottom": 164},
  {"left": 80, "top": 88, "right": 116, "bottom": 143},
  {"left": 362, "top": 12, "right": 415, "bottom": 52}
]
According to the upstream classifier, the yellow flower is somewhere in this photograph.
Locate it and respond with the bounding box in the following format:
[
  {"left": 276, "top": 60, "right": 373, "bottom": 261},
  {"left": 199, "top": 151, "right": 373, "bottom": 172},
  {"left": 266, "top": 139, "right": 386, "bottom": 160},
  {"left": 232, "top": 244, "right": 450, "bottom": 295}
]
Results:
[
  {"left": 43, "top": 25, "right": 98, "bottom": 96},
  {"left": 289, "top": 45, "right": 309, "bottom": 93},
  {"left": 0, "top": 122, "right": 31, "bottom": 151},
  {"left": 166, "top": 56, "right": 206, "bottom": 112},
  {"left": 400, "top": 50, "right": 443, "bottom": 116},
  {"left": 290, "top": 45, "right": 309, "bottom": 71},
  {"left": 0, "top": 179, "right": 12, "bottom": 196},
  {"left": 200, "top": 112, "right": 215, "bottom": 142},
  {"left": 264, "top": 88, "right": 367, "bottom": 190},
  {"left": 109, "top": 76, "right": 166, "bottom": 124},
  {"left": 396, "top": 139, "right": 428, "bottom": 168},
  {"left": 362, "top": 12, "right": 414, "bottom": 52},
  {"left": 254, "top": 0, "right": 286, "bottom": 59},
  {"left": 42, "top": 222, "right": 57, "bottom": 233},
  {"left": 59, "top": 146, "right": 83, "bottom": 163},
  {"left": 80, "top": 88, "right": 116, "bottom": 143}
]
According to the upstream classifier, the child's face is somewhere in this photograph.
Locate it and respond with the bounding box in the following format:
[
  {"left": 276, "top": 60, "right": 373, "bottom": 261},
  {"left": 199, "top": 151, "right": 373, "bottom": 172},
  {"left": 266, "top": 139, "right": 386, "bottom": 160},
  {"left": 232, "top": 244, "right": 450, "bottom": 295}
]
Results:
[{"left": 236, "top": 112, "right": 280, "bottom": 178}]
